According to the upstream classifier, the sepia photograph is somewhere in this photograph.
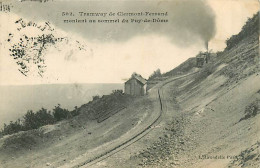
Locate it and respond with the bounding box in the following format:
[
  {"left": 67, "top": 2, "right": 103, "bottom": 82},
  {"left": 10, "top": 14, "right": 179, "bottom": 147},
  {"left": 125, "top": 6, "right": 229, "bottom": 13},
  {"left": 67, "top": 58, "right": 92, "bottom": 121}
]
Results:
[{"left": 0, "top": 0, "right": 259, "bottom": 167}]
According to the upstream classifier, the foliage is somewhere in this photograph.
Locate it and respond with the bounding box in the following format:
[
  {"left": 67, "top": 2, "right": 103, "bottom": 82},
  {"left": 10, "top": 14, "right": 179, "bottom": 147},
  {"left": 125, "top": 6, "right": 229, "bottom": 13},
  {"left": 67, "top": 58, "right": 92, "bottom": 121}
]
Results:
[
  {"left": 23, "top": 108, "right": 55, "bottom": 130},
  {"left": 148, "top": 69, "right": 162, "bottom": 80},
  {"left": 81, "top": 90, "right": 133, "bottom": 120},
  {"left": 216, "top": 51, "right": 223, "bottom": 57},
  {"left": 23, "top": 110, "right": 39, "bottom": 130},
  {"left": 1, "top": 105, "right": 74, "bottom": 136},
  {"left": 52, "top": 104, "right": 71, "bottom": 121},
  {"left": 2, "top": 120, "right": 24, "bottom": 135},
  {"left": 225, "top": 12, "right": 259, "bottom": 50},
  {"left": 0, "top": 90, "right": 128, "bottom": 136},
  {"left": 92, "top": 95, "right": 100, "bottom": 101},
  {"left": 71, "top": 106, "right": 80, "bottom": 117},
  {"left": 112, "top": 89, "right": 123, "bottom": 95}
]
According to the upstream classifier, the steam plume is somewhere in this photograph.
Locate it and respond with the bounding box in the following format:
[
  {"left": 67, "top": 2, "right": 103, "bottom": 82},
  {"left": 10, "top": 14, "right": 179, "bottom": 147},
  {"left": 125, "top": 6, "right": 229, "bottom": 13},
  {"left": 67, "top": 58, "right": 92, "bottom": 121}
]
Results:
[{"left": 13, "top": 0, "right": 216, "bottom": 47}]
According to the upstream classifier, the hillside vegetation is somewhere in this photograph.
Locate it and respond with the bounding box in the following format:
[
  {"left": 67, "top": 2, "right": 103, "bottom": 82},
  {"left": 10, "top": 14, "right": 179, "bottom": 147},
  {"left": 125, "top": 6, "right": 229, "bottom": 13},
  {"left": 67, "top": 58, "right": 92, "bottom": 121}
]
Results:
[
  {"left": 225, "top": 12, "right": 259, "bottom": 50},
  {"left": 0, "top": 106, "right": 73, "bottom": 136},
  {"left": 0, "top": 90, "right": 132, "bottom": 137}
]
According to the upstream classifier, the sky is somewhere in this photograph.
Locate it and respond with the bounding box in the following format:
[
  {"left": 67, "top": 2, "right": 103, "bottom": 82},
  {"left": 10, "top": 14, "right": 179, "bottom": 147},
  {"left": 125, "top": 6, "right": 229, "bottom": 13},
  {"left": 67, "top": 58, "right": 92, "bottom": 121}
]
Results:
[{"left": 0, "top": 0, "right": 259, "bottom": 85}]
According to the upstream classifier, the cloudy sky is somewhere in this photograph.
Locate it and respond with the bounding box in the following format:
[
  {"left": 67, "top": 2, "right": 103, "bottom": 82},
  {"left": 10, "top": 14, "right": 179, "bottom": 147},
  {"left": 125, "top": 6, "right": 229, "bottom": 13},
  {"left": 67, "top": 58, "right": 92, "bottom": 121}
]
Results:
[{"left": 0, "top": 0, "right": 258, "bottom": 85}]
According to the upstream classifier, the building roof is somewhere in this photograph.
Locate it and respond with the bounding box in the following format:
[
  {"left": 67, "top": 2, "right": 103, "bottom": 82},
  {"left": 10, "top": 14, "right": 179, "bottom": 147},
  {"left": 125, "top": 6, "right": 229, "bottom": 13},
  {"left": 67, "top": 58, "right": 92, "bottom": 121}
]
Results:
[{"left": 126, "top": 73, "right": 147, "bottom": 85}]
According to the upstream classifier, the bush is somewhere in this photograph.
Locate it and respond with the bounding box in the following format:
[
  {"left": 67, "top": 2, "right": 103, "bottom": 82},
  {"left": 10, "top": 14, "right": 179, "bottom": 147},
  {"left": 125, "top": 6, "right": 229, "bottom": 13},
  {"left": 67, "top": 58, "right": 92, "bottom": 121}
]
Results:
[
  {"left": 225, "top": 12, "right": 259, "bottom": 50},
  {"left": 23, "top": 108, "right": 55, "bottom": 130},
  {"left": 35, "top": 108, "right": 55, "bottom": 125},
  {"left": 149, "top": 69, "right": 162, "bottom": 80},
  {"left": 0, "top": 104, "right": 75, "bottom": 136},
  {"left": 23, "top": 110, "right": 38, "bottom": 130},
  {"left": 0, "top": 89, "right": 131, "bottom": 136},
  {"left": 92, "top": 95, "right": 100, "bottom": 101},
  {"left": 71, "top": 106, "right": 80, "bottom": 117},
  {"left": 1, "top": 120, "right": 23, "bottom": 135},
  {"left": 112, "top": 89, "right": 123, "bottom": 95},
  {"left": 52, "top": 104, "right": 71, "bottom": 121}
]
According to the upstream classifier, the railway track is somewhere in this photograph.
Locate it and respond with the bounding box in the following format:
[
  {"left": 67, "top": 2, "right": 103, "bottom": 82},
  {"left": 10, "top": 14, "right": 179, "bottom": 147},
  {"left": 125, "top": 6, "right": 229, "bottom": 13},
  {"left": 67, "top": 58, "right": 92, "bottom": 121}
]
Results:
[{"left": 74, "top": 72, "right": 198, "bottom": 168}]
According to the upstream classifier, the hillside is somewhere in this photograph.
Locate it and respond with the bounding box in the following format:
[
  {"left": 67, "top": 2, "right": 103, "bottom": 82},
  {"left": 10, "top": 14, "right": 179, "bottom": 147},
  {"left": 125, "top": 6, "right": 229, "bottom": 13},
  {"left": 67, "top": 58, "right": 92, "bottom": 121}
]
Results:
[
  {"left": 146, "top": 57, "right": 198, "bottom": 91},
  {"left": 0, "top": 89, "right": 159, "bottom": 167},
  {"left": 0, "top": 12, "right": 259, "bottom": 168},
  {"left": 122, "top": 12, "right": 260, "bottom": 168},
  {"left": 88, "top": 12, "right": 259, "bottom": 168}
]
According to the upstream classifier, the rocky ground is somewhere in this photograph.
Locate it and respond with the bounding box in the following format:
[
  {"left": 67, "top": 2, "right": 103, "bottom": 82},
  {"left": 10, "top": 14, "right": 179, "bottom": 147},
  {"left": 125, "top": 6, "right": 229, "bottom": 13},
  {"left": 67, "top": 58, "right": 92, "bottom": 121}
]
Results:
[
  {"left": 133, "top": 73, "right": 260, "bottom": 168},
  {"left": 227, "top": 141, "right": 260, "bottom": 168}
]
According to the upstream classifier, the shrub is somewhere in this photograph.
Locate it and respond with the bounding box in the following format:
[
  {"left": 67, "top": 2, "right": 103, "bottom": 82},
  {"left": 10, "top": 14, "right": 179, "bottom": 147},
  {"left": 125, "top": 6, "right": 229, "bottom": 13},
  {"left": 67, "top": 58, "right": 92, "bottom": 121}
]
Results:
[
  {"left": 23, "top": 108, "right": 55, "bottom": 130},
  {"left": 0, "top": 104, "right": 76, "bottom": 136},
  {"left": 23, "top": 110, "right": 38, "bottom": 130},
  {"left": 35, "top": 108, "right": 55, "bottom": 125},
  {"left": 71, "top": 106, "right": 80, "bottom": 116},
  {"left": 112, "top": 89, "right": 123, "bottom": 95},
  {"left": 92, "top": 95, "right": 100, "bottom": 101},
  {"left": 225, "top": 12, "right": 259, "bottom": 50},
  {"left": 52, "top": 104, "right": 71, "bottom": 121},
  {"left": 149, "top": 69, "right": 162, "bottom": 80},
  {"left": 1, "top": 120, "right": 23, "bottom": 135}
]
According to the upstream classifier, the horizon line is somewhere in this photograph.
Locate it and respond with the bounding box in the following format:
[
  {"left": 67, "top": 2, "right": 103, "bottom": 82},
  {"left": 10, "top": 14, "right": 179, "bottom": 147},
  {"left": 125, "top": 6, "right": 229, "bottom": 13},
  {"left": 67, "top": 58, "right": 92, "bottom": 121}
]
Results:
[{"left": 0, "top": 82, "right": 124, "bottom": 86}]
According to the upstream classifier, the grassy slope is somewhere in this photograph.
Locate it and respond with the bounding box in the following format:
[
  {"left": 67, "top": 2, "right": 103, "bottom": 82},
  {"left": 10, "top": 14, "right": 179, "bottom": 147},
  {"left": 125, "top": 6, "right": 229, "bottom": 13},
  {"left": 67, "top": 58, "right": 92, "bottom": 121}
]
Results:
[{"left": 0, "top": 88, "right": 160, "bottom": 168}]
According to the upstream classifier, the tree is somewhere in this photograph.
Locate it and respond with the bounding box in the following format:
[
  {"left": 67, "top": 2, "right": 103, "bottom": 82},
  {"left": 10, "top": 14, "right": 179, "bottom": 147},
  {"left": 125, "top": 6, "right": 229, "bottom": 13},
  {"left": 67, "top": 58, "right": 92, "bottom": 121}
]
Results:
[
  {"left": 92, "top": 95, "right": 100, "bottom": 101},
  {"left": 112, "top": 90, "right": 123, "bottom": 95},
  {"left": 1, "top": 120, "right": 23, "bottom": 135},
  {"left": 35, "top": 108, "right": 55, "bottom": 126},
  {"left": 23, "top": 110, "right": 38, "bottom": 130},
  {"left": 149, "top": 69, "right": 162, "bottom": 80},
  {"left": 52, "top": 104, "right": 71, "bottom": 121},
  {"left": 71, "top": 106, "right": 80, "bottom": 116}
]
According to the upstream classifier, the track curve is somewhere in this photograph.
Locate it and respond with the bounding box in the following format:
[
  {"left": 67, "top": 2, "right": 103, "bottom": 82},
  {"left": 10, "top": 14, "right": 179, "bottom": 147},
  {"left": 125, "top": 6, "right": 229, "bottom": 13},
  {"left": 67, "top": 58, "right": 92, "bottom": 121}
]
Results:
[{"left": 75, "top": 72, "right": 197, "bottom": 168}]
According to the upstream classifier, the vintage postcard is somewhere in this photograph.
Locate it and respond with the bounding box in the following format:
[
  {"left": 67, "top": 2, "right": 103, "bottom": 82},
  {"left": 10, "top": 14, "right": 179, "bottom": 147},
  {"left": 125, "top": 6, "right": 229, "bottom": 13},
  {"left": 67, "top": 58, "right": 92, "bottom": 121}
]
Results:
[{"left": 0, "top": 0, "right": 259, "bottom": 167}]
